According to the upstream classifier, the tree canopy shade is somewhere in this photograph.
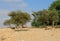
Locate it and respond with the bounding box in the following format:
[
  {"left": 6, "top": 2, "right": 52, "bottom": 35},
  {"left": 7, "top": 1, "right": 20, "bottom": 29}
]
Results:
[{"left": 4, "top": 11, "right": 31, "bottom": 28}]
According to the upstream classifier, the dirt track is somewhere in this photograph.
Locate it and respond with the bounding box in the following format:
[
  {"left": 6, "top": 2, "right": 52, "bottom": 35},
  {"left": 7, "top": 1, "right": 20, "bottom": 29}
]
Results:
[{"left": 0, "top": 28, "right": 60, "bottom": 41}]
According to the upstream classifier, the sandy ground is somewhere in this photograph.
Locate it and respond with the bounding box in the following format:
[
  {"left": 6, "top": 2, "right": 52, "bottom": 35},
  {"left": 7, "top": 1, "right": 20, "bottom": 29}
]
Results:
[{"left": 0, "top": 28, "right": 60, "bottom": 41}]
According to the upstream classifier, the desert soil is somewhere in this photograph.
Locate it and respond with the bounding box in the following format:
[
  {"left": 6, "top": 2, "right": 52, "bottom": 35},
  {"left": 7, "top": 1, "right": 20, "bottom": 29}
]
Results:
[{"left": 0, "top": 28, "right": 60, "bottom": 41}]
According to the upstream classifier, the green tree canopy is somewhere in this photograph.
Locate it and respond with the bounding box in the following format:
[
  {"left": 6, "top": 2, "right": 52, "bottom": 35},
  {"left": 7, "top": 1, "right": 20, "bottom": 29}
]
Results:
[
  {"left": 4, "top": 19, "right": 13, "bottom": 27},
  {"left": 4, "top": 11, "right": 31, "bottom": 28},
  {"left": 32, "top": 10, "right": 49, "bottom": 27},
  {"left": 31, "top": 9, "right": 59, "bottom": 27},
  {"left": 49, "top": 0, "right": 60, "bottom": 10},
  {"left": 49, "top": 0, "right": 60, "bottom": 25}
]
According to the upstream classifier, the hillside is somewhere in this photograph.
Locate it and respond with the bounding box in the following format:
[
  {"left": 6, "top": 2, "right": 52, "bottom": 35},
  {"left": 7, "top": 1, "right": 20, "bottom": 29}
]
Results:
[{"left": 0, "top": 28, "right": 60, "bottom": 41}]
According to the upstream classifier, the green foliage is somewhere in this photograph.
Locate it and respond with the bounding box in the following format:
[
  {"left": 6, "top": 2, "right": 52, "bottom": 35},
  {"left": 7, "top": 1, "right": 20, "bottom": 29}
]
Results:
[
  {"left": 4, "top": 11, "right": 31, "bottom": 28},
  {"left": 31, "top": 9, "right": 59, "bottom": 27},
  {"left": 49, "top": 0, "right": 60, "bottom": 25},
  {"left": 31, "top": 19, "right": 41, "bottom": 27},
  {"left": 49, "top": 0, "right": 60, "bottom": 10},
  {"left": 31, "top": 0, "right": 60, "bottom": 27},
  {"left": 49, "top": 9, "right": 59, "bottom": 22},
  {"left": 49, "top": 9, "right": 59, "bottom": 26},
  {"left": 32, "top": 10, "right": 49, "bottom": 27},
  {"left": 4, "top": 0, "right": 60, "bottom": 28},
  {"left": 4, "top": 19, "right": 13, "bottom": 27}
]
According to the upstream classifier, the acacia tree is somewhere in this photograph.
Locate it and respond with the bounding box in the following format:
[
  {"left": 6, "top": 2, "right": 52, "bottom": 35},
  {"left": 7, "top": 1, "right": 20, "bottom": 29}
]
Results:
[
  {"left": 49, "top": 0, "right": 60, "bottom": 25},
  {"left": 4, "top": 19, "right": 12, "bottom": 27},
  {"left": 37, "top": 10, "right": 49, "bottom": 26},
  {"left": 49, "top": 9, "right": 59, "bottom": 27},
  {"left": 32, "top": 9, "right": 59, "bottom": 27},
  {"left": 32, "top": 10, "right": 49, "bottom": 27},
  {"left": 4, "top": 11, "right": 31, "bottom": 28},
  {"left": 49, "top": 0, "right": 60, "bottom": 10}
]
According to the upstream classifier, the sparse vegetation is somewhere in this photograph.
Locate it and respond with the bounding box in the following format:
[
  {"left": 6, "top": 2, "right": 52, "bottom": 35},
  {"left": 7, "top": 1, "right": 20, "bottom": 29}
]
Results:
[
  {"left": 4, "top": 11, "right": 31, "bottom": 30},
  {"left": 31, "top": 0, "right": 60, "bottom": 28},
  {"left": 4, "top": 0, "right": 60, "bottom": 29},
  {"left": 1, "top": 0, "right": 60, "bottom": 41}
]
